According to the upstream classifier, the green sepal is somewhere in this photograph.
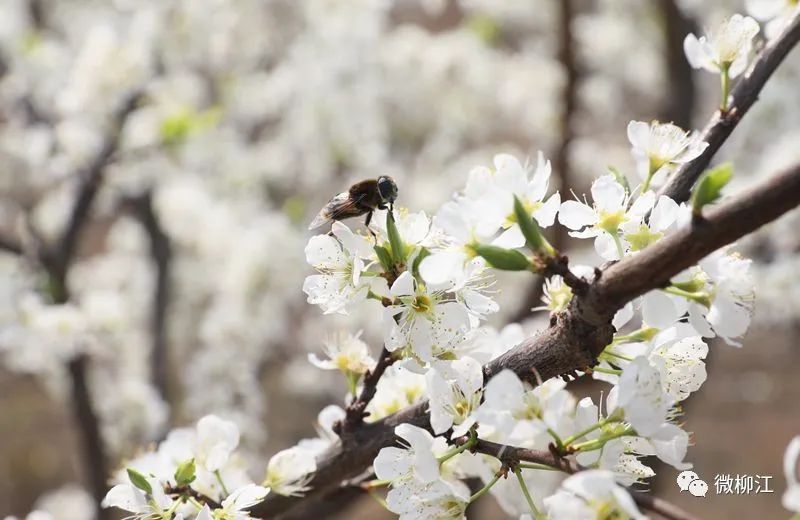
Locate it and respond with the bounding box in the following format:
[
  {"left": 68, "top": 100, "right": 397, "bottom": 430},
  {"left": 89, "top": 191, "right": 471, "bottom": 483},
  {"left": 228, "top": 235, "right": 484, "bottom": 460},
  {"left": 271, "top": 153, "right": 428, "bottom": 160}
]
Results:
[
  {"left": 513, "top": 195, "right": 555, "bottom": 256},
  {"left": 473, "top": 244, "right": 531, "bottom": 271},
  {"left": 374, "top": 245, "right": 394, "bottom": 272},
  {"left": 386, "top": 211, "right": 406, "bottom": 264}
]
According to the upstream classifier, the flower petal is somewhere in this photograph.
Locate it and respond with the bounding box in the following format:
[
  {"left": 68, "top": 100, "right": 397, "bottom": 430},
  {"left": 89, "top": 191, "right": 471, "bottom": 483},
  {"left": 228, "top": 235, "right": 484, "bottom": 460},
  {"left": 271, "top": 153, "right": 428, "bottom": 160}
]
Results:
[
  {"left": 591, "top": 175, "right": 626, "bottom": 212},
  {"left": 558, "top": 201, "right": 598, "bottom": 230}
]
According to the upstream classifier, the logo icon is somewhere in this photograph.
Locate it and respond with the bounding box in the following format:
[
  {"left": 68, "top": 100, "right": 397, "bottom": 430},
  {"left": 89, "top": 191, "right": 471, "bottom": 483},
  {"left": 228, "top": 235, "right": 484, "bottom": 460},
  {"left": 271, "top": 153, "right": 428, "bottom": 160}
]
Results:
[{"left": 677, "top": 470, "right": 708, "bottom": 497}]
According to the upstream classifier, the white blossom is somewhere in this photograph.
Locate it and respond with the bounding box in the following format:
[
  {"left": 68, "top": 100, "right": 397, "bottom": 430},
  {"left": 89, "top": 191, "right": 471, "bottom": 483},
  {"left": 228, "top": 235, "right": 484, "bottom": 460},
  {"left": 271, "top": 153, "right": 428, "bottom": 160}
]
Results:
[
  {"left": 681, "top": 250, "right": 755, "bottom": 346},
  {"left": 418, "top": 198, "right": 494, "bottom": 286},
  {"left": 385, "top": 479, "right": 470, "bottom": 520},
  {"left": 746, "top": 0, "right": 800, "bottom": 38},
  {"left": 783, "top": 436, "right": 800, "bottom": 513},
  {"left": 372, "top": 209, "right": 432, "bottom": 248},
  {"left": 627, "top": 120, "right": 708, "bottom": 189},
  {"left": 558, "top": 175, "right": 655, "bottom": 260},
  {"left": 308, "top": 330, "right": 376, "bottom": 376},
  {"left": 264, "top": 447, "right": 317, "bottom": 497},
  {"left": 684, "top": 15, "right": 760, "bottom": 77},
  {"left": 303, "top": 222, "right": 374, "bottom": 314},
  {"left": 620, "top": 195, "right": 680, "bottom": 253},
  {"left": 220, "top": 484, "right": 270, "bottom": 517},
  {"left": 569, "top": 395, "right": 689, "bottom": 482},
  {"left": 384, "top": 271, "right": 472, "bottom": 364},
  {"left": 102, "top": 475, "right": 173, "bottom": 519},
  {"left": 477, "top": 370, "right": 574, "bottom": 444},
  {"left": 611, "top": 357, "right": 674, "bottom": 437},
  {"left": 33, "top": 485, "right": 95, "bottom": 520},
  {"left": 541, "top": 275, "right": 574, "bottom": 312},
  {"left": 626, "top": 423, "right": 692, "bottom": 471},
  {"left": 426, "top": 357, "right": 484, "bottom": 438},
  {"left": 194, "top": 415, "right": 240, "bottom": 473},
  {"left": 366, "top": 365, "right": 427, "bottom": 421},
  {"left": 649, "top": 335, "right": 708, "bottom": 401},
  {"left": 479, "top": 153, "right": 561, "bottom": 248},
  {"left": 544, "top": 470, "right": 645, "bottom": 520},
  {"left": 374, "top": 424, "right": 449, "bottom": 484}
]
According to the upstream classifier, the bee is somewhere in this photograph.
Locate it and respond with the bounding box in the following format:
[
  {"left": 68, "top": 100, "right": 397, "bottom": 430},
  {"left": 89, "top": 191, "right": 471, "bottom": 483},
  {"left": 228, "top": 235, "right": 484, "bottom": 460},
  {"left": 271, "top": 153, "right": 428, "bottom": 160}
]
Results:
[{"left": 309, "top": 175, "right": 398, "bottom": 232}]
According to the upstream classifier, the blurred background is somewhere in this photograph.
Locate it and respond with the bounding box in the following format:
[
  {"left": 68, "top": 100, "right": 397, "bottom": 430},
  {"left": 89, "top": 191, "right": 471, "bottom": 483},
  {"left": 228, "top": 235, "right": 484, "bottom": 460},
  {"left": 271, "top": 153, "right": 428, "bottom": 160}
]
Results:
[{"left": 1, "top": 0, "right": 799, "bottom": 518}]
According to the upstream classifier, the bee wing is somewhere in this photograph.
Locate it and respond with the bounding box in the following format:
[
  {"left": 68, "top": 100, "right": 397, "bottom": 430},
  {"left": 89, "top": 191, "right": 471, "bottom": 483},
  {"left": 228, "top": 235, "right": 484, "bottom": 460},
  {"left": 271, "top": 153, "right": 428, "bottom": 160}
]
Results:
[
  {"left": 308, "top": 191, "right": 365, "bottom": 230},
  {"left": 309, "top": 206, "right": 334, "bottom": 230}
]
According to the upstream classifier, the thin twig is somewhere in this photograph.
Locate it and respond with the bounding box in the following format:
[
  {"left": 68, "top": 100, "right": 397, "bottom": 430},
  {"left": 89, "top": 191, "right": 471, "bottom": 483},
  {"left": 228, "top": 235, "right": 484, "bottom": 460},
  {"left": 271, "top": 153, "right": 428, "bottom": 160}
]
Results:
[
  {"left": 512, "top": 0, "right": 579, "bottom": 323},
  {"left": 164, "top": 485, "right": 222, "bottom": 509},
  {"left": 121, "top": 191, "right": 173, "bottom": 421},
  {"left": 541, "top": 253, "right": 589, "bottom": 296},
  {"left": 631, "top": 492, "right": 700, "bottom": 520},
  {"left": 52, "top": 90, "right": 142, "bottom": 281},
  {"left": 658, "top": 13, "right": 800, "bottom": 204},
  {"left": 553, "top": 0, "right": 577, "bottom": 253},
  {"left": 66, "top": 355, "right": 110, "bottom": 520},
  {"left": 44, "top": 91, "right": 142, "bottom": 519},
  {"left": 338, "top": 347, "right": 396, "bottom": 434},
  {"left": 658, "top": 0, "right": 697, "bottom": 128},
  {"left": 460, "top": 436, "right": 579, "bottom": 474},
  {"left": 466, "top": 437, "right": 698, "bottom": 520}
]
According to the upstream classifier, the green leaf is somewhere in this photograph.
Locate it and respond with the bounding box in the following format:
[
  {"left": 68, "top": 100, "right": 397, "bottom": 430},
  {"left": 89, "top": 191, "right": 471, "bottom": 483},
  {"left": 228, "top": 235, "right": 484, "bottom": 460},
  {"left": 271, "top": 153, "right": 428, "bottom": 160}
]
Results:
[
  {"left": 174, "top": 458, "right": 196, "bottom": 486},
  {"left": 386, "top": 211, "right": 406, "bottom": 264},
  {"left": 127, "top": 468, "right": 153, "bottom": 495},
  {"left": 374, "top": 245, "right": 394, "bottom": 272},
  {"left": 513, "top": 195, "right": 555, "bottom": 256},
  {"left": 691, "top": 163, "right": 733, "bottom": 213},
  {"left": 472, "top": 244, "right": 531, "bottom": 271},
  {"left": 160, "top": 106, "right": 222, "bottom": 147}
]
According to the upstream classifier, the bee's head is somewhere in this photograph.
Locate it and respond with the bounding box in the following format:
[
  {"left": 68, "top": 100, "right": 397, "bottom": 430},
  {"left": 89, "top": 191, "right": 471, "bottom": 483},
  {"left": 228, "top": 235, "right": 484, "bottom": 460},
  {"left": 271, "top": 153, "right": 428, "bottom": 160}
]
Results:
[{"left": 377, "top": 175, "right": 398, "bottom": 204}]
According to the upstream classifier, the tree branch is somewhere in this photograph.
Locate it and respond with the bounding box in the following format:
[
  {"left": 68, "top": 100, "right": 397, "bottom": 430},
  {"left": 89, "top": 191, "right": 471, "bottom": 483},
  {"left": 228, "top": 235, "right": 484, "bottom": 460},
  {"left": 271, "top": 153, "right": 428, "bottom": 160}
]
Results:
[
  {"left": 121, "top": 191, "right": 173, "bottom": 421},
  {"left": 0, "top": 232, "right": 23, "bottom": 255},
  {"left": 51, "top": 91, "right": 142, "bottom": 282},
  {"left": 460, "top": 437, "right": 698, "bottom": 520},
  {"left": 540, "top": 253, "right": 590, "bottom": 296},
  {"left": 553, "top": 0, "right": 578, "bottom": 254},
  {"left": 66, "top": 354, "right": 110, "bottom": 520},
  {"left": 460, "top": 436, "right": 579, "bottom": 474},
  {"left": 512, "top": 0, "right": 580, "bottom": 322},
  {"left": 38, "top": 91, "right": 141, "bottom": 519},
  {"left": 597, "top": 162, "right": 800, "bottom": 309},
  {"left": 657, "top": 13, "right": 800, "bottom": 204},
  {"left": 658, "top": 0, "right": 697, "bottom": 128},
  {"left": 251, "top": 161, "right": 800, "bottom": 518}
]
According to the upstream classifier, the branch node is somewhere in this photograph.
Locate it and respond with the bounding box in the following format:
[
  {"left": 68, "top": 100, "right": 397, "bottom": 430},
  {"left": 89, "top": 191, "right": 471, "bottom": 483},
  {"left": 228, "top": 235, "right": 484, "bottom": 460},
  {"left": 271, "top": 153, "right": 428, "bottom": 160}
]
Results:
[{"left": 340, "top": 347, "right": 396, "bottom": 435}]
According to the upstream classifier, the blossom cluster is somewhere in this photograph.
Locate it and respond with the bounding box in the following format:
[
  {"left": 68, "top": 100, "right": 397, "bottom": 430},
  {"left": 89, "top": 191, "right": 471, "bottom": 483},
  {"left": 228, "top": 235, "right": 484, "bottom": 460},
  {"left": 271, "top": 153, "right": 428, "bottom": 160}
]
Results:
[
  {"left": 300, "top": 121, "right": 758, "bottom": 517},
  {"left": 100, "top": 414, "right": 318, "bottom": 519},
  {"left": 292, "top": 14, "right": 792, "bottom": 515}
]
